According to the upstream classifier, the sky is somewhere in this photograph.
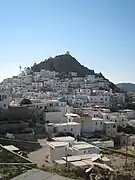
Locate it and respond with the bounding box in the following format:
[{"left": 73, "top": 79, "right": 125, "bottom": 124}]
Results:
[{"left": 0, "top": 0, "right": 135, "bottom": 83}]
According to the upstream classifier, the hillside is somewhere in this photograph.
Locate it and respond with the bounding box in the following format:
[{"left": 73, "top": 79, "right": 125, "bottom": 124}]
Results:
[
  {"left": 31, "top": 54, "right": 95, "bottom": 76},
  {"left": 117, "top": 83, "right": 135, "bottom": 92},
  {"left": 31, "top": 53, "right": 121, "bottom": 92}
]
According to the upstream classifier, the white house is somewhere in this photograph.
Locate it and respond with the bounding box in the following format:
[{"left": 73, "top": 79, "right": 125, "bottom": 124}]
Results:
[
  {"left": 70, "top": 72, "right": 78, "bottom": 77},
  {"left": 91, "top": 118, "right": 104, "bottom": 132},
  {"left": 47, "top": 138, "right": 100, "bottom": 162},
  {"left": 92, "top": 140, "right": 114, "bottom": 148},
  {"left": 128, "top": 120, "right": 135, "bottom": 128},
  {"left": 71, "top": 141, "right": 100, "bottom": 155},
  {"left": 47, "top": 141, "right": 69, "bottom": 162},
  {"left": 52, "top": 136, "right": 75, "bottom": 146},
  {"left": 109, "top": 115, "right": 128, "bottom": 127},
  {"left": 119, "top": 109, "right": 135, "bottom": 119},
  {"left": 0, "top": 92, "right": 9, "bottom": 109},
  {"left": 53, "top": 122, "right": 81, "bottom": 137},
  {"left": 32, "top": 82, "right": 43, "bottom": 88},
  {"left": 85, "top": 75, "right": 96, "bottom": 82}
]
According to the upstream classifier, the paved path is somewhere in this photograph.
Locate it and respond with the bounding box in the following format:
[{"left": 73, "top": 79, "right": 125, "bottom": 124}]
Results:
[{"left": 28, "top": 139, "right": 52, "bottom": 167}]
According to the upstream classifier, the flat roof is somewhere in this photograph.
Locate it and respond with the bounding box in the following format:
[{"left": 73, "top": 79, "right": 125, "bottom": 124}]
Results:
[
  {"left": 4, "top": 145, "right": 19, "bottom": 151},
  {"left": 73, "top": 143, "right": 96, "bottom": 150},
  {"left": 119, "top": 109, "right": 134, "bottom": 112},
  {"left": 10, "top": 168, "right": 74, "bottom": 180},
  {"left": 83, "top": 159, "right": 93, "bottom": 164},
  {"left": 70, "top": 161, "right": 87, "bottom": 167},
  {"left": 47, "top": 141, "right": 69, "bottom": 148},
  {"left": 62, "top": 153, "right": 100, "bottom": 162},
  {"left": 52, "top": 136, "right": 75, "bottom": 142},
  {"left": 129, "top": 119, "right": 135, "bottom": 122},
  {"left": 104, "top": 121, "right": 115, "bottom": 124},
  {"left": 65, "top": 113, "right": 80, "bottom": 118},
  {"left": 92, "top": 118, "right": 104, "bottom": 121},
  {"left": 92, "top": 140, "right": 113, "bottom": 144},
  {"left": 110, "top": 115, "right": 118, "bottom": 119},
  {"left": 54, "top": 122, "right": 80, "bottom": 126},
  {"left": 55, "top": 159, "right": 66, "bottom": 165},
  {"left": 92, "top": 141, "right": 101, "bottom": 144}
]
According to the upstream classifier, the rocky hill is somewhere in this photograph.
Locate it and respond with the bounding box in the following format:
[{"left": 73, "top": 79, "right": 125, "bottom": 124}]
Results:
[
  {"left": 117, "top": 83, "right": 135, "bottom": 92},
  {"left": 32, "top": 54, "right": 95, "bottom": 76},
  {"left": 31, "top": 53, "right": 121, "bottom": 92}
]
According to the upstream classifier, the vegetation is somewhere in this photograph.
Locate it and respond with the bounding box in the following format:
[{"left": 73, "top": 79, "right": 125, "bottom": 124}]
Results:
[
  {"left": 0, "top": 165, "right": 31, "bottom": 180},
  {"left": 0, "top": 145, "right": 34, "bottom": 180},
  {"left": 40, "top": 165, "right": 84, "bottom": 180},
  {"left": 0, "top": 147, "right": 29, "bottom": 163}
]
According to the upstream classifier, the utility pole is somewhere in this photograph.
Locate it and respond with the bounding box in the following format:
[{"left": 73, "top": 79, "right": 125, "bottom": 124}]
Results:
[
  {"left": 65, "top": 147, "right": 68, "bottom": 167},
  {"left": 132, "top": 141, "right": 135, "bottom": 176},
  {"left": 125, "top": 135, "right": 129, "bottom": 173}
]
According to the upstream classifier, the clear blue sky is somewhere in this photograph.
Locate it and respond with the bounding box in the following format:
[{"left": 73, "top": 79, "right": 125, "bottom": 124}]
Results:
[{"left": 0, "top": 0, "right": 135, "bottom": 83}]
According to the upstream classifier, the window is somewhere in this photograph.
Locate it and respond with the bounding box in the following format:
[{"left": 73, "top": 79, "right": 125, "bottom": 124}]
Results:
[
  {"left": 71, "top": 128, "right": 73, "bottom": 131},
  {"left": 113, "top": 125, "right": 116, "bottom": 128},
  {"left": 36, "top": 105, "right": 38, "bottom": 108},
  {"left": 115, "top": 120, "right": 117, "bottom": 122},
  {"left": 40, "top": 106, "right": 42, "bottom": 109},
  {"left": 64, "top": 129, "right": 66, "bottom": 131},
  {"left": 4, "top": 104, "right": 6, "bottom": 108},
  {"left": 84, "top": 151, "right": 86, "bottom": 154},
  {"left": 132, "top": 142, "right": 134, "bottom": 146},
  {"left": 122, "top": 119, "right": 124, "bottom": 121},
  {"left": 100, "top": 122, "right": 102, "bottom": 125},
  {"left": 95, "top": 122, "right": 97, "bottom": 125}
]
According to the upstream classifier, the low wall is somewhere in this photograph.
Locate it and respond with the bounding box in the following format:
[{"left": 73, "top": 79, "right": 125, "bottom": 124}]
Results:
[
  {"left": 15, "top": 133, "right": 36, "bottom": 141},
  {"left": 0, "top": 138, "right": 41, "bottom": 152}
]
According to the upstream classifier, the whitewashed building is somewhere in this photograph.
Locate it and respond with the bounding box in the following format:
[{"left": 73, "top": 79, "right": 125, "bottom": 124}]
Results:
[
  {"left": 119, "top": 109, "right": 135, "bottom": 119},
  {"left": 0, "top": 92, "right": 9, "bottom": 109},
  {"left": 71, "top": 141, "right": 100, "bottom": 155},
  {"left": 53, "top": 122, "right": 81, "bottom": 137},
  {"left": 47, "top": 141, "right": 69, "bottom": 162}
]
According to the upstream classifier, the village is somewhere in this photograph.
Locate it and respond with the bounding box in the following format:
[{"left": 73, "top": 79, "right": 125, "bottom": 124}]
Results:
[{"left": 0, "top": 68, "right": 135, "bottom": 179}]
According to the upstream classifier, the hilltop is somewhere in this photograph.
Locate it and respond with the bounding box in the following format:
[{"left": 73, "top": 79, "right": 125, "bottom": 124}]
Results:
[
  {"left": 117, "top": 83, "right": 135, "bottom": 92},
  {"left": 31, "top": 53, "right": 120, "bottom": 92},
  {"left": 31, "top": 53, "right": 95, "bottom": 77}
]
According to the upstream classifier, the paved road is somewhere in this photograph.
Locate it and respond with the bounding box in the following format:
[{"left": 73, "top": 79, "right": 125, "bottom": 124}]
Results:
[{"left": 28, "top": 139, "right": 52, "bottom": 167}]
